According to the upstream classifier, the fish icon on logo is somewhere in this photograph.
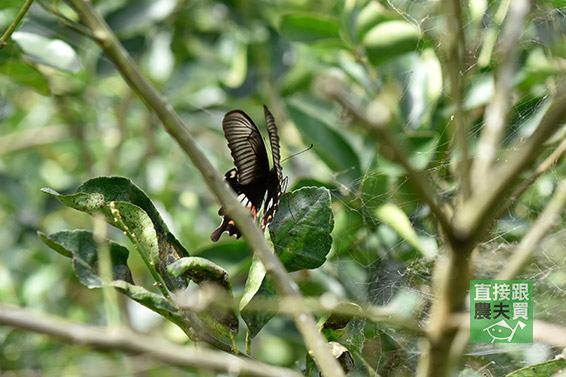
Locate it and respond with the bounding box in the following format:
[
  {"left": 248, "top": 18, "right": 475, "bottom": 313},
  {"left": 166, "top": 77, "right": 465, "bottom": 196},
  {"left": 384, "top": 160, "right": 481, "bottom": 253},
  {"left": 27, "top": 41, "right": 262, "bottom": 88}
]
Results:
[{"left": 483, "top": 320, "right": 526, "bottom": 343}]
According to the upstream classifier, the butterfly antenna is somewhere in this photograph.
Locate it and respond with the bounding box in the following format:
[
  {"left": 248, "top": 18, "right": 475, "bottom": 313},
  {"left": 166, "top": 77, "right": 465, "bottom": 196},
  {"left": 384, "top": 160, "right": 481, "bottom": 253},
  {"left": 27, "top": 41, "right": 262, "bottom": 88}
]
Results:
[{"left": 281, "top": 144, "right": 313, "bottom": 164}]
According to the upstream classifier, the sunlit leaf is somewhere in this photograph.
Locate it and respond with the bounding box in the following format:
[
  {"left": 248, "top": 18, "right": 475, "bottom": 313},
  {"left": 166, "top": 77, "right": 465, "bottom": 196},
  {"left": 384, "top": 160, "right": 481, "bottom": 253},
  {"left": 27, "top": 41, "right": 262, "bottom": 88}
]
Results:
[
  {"left": 0, "top": 43, "right": 49, "bottom": 95},
  {"left": 12, "top": 31, "right": 81, "bottom": 73},
  {"left": 328, "top": 342, "right": 355, "bottom": 374},
  {"left": 355, "top": 1, "right": 391, "bottom": 40},
  {"left": 362, "top": 20, "right": 420, "bottom": 65},
  {"left": 241, "top": 270, "right": 277, "bottom": 338},
  {"left": 240, "top": 255, "right": 266, "bottom": 311},
  {"left": 375, "top": 202, "right": 422, "bottom": 254}
]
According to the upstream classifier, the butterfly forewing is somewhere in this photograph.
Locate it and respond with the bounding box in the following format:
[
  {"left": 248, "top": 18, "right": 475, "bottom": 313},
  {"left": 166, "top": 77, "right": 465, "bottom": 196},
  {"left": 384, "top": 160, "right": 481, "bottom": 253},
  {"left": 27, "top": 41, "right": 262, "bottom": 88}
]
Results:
[{"left": 222, "top": 110, "right": 270, "bottom": 186}]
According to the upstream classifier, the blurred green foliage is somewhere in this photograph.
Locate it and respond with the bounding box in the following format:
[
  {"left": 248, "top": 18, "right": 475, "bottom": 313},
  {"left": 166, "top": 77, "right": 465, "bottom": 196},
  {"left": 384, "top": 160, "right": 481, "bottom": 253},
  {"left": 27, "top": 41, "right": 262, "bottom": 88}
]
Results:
[{"left": 1, "top": 0, "right": 566, "bottom": 376}]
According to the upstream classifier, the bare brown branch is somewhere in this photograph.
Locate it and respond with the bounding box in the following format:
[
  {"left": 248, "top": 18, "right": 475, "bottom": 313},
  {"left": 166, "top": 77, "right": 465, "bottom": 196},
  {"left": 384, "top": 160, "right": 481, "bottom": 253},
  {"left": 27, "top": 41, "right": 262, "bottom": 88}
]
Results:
[{"left": 0, "top": 304, "right": 303, "bottom": 377}]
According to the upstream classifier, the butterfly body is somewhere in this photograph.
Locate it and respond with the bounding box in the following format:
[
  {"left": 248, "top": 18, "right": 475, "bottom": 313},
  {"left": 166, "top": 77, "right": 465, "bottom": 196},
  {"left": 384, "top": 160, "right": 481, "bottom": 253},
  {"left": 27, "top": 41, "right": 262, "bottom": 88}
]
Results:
[{"left": 211, "top": 106, "right": 284, "bottom": 242}]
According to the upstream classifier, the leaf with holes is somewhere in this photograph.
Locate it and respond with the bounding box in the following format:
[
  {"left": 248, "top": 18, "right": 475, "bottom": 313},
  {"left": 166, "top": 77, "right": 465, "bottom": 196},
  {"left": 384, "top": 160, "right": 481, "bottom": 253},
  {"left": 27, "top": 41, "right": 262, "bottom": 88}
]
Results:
[
  {"left": 38, "top": 229, "right": 194, "bottom": 331},
  {"left": 168, "top": 257, "right": 239, "bottom": 336},
  {"left": 42, "top": 176, "right": 189, "bottom": 290},
  {"left": 38, "top": 230, "right": 133, "bottom": 288},
  {"left": 505, "top": 359, "right": 566, "bottom": 377},
  {"left": 269, "top": 186, "right": 334, "bottom": 272}
]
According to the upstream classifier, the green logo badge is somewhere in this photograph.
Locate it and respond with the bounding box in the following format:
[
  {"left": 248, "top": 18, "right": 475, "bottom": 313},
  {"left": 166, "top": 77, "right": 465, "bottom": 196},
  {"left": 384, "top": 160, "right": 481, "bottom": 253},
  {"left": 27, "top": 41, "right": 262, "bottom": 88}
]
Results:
[{"left": 470, "top": 280, "right": 533, "bottom": 343}]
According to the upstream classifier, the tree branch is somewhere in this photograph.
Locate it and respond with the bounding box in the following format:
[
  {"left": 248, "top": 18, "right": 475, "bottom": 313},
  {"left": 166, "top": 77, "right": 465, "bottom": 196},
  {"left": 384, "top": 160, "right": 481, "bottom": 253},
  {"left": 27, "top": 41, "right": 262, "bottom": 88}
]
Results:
[
  {"left": 174, "top": 284, "right": 423, "bottom": 333},
  {"left": 471, "top": 0, "right": 531, "bottom": 184},
  {"left": 0, "top": 0, "right": 35, "bottom": 49},
  {"left": 443, "top": 0, "right": 470, "bottom": 199},
  {"left": 452, "top": 88, "right": 566, "bottom": 244},
  {"left": 0, "top": 304, "right": 302, "bottom": 377},
  {"left": 497, "top": 179, "right": 566, "bottom": 280},
  {"left": 64, "top": 1, "right": 345, "bottom": 376},
  {"left": 494, "top": 137, "right": 566, "bottom": 224}
]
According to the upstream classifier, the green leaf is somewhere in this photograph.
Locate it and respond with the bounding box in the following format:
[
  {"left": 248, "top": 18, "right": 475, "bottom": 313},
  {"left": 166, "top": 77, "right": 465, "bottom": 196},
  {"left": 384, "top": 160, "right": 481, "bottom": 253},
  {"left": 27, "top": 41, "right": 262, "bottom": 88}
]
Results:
[
  {"left": 42, "top": 176, "right": 189, "bottom": 290},
  {"left": 355, "top": 1, "right": 391, "bottom": 39},
  {"left": 240, "top": 255, "right": 277, "bottom": 338},
  {"left": 270, "top": 187, "right": 334, "bottom": 272},
  {"left": 0, "top": 1, "right": 26, "bottom": 9},
  {"left": 406, "top": 131, "right": 440, "bottom": 170},
  {"left": 110, "top": 280, "right": 192, "bottom": 331},
  {"left": 168, "top": 257, "right": 238, "bottom": 336},
  {"left": 240, "top": 255, "right": 266, "bottom": 311},
  {"left": 360, "top": 172, "right": 389, "bottom": 210},
  {"left": 12, "top": 31, "right": 81, "bottom": 73},
  {"left": 279, "top": 12, "right": 341, "bottom": 43},
  {"left": 362, "top": 20, "right": 420, "bottom": 65},
  {"left": 320, "top": 302, "right": 363, "bottom": 341},
  {"left": 168, "top": 257, "right": 232, "bottom": 290},
  {"left": 286, "top": 97, "right": 361, "bottom": 182},
  {"left": 241, "top": 275, "right": 277, "bottom": 337},
  {"left": 0, "top": 43, "right": 50, "bottom": 95},
  {"left": 505, "top": 358, "right": 566, "bottom": 377},
  {"left": 38, "top": 230, "right": 196, "bottom": 333},
  {"left": 374, "top": 202, "right": 425, "bottom": 256},
  {"left": 38, "top": 230, "right": 133, "bottom": 288},
  {"left": 328, "top": 342, "right": 355, "bottom": 374}
]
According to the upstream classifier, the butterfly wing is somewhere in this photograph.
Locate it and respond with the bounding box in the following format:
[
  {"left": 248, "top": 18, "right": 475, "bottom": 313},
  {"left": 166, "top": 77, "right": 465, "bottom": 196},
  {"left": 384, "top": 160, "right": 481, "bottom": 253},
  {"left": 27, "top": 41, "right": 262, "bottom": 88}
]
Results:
[
  {"left": 223, "top": 110, "right": 270, "bottom": 185},
  {"left": 261, "top": 106, "right": 284, "bottom": 230},
  {"left": 211, "top": 110, "right": 271, "bottom": 241},
  {"left": 264, "top": 105, "right": 282, "bottom": 181}
]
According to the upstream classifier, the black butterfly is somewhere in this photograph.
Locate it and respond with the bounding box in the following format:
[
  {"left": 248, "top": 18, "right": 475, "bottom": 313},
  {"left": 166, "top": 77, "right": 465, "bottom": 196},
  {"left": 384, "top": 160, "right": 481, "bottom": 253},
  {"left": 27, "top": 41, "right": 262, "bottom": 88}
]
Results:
[{"left": 211, "top": 105, "right": 285, "bottom": 242}]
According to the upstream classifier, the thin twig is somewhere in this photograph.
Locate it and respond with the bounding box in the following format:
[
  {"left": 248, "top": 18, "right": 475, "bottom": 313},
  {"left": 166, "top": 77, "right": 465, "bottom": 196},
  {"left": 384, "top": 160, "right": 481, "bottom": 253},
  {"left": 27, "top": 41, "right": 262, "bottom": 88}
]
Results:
[
  {"left": 36, "top": 0, "right": 93, "bottom": 38},
  {"left": 174, "top": 285, "right": 423, "bottom": 333},
  {"left": 497, "top": 179, "right": 566, "bottom": 280},
  {"left": 471, "top": 0, "right": 531, "bottom": 184},
  {"left": 0, "top": 0, "right": 35, "bottom": 49},
  {"left": 64, "top": 1, "right": 345, "bottom": 376},
  {"left": 494, "top": 137, "right": 566, "bottom": 223},
  {"left": 0, "top": 304, "right": 303, "bottom": 377},
  {"left": 443, "top": 0, "right": 470, "bottom": 199},
  {"left": 477, "top": 0, "right": 511, "bottom": 67}
]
